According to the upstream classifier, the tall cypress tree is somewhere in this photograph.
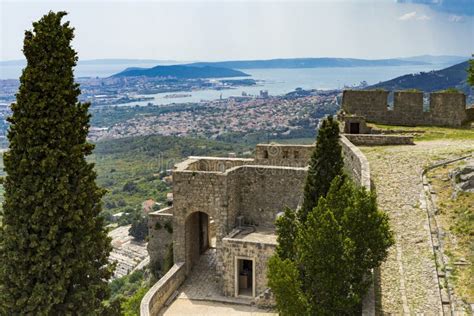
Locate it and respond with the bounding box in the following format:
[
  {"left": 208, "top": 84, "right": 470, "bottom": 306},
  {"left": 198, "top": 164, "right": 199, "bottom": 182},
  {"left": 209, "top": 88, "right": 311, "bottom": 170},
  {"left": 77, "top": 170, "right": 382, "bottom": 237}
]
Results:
[
  {"left": 299, "top": 115, "right": 343, "bottom": 222},
  {"left": 0, "top": 12, "right": 112, "bottom": 314}
]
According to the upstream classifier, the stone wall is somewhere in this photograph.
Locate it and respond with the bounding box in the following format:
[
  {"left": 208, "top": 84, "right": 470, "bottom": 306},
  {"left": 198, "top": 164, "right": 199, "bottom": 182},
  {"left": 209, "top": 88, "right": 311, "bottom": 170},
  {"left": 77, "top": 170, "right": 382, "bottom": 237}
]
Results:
[
  {"left": 340, "top": 135, "right": 371, "bottom": 190},
  {"left": 342, "top": 90, "right": 471, "bottom": 127},
  {"left": 236, "top": 166, "right": 307, "bottom": 227},
  {"left": 254, "top": 144, "right": 314, "bottom": 167},
  {"left": 343, "top": 134, "right": 414, "bottom": 146},
  {"left": 147, "top": 207, "right": 173, "bottom": 271},
  {"left": 140, "top": 262, "right": 186, "bottom": 316},
  {"left": 221, "top": 237, "right": 276, "bottom": 298},
  {"left": 172, "top": 170, "right": 228, "bottom": 274}
]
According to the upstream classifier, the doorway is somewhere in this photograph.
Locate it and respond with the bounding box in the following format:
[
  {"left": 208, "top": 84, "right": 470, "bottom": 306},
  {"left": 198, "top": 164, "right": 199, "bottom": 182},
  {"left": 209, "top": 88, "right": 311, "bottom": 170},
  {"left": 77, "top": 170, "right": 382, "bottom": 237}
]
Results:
[
  {"left": 235, "top": 257, "right": 255, "bottom": 297},
  {"left": 349, "top": 122, "right": 360, "bottom": 134}
]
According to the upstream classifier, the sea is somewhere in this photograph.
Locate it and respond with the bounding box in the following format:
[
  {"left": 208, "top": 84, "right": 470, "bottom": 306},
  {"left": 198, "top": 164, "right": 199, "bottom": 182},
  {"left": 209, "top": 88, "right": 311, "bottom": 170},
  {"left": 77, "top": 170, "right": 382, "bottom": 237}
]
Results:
[{"left": 0, "top": 61, "right": 454, "bottom": 106}]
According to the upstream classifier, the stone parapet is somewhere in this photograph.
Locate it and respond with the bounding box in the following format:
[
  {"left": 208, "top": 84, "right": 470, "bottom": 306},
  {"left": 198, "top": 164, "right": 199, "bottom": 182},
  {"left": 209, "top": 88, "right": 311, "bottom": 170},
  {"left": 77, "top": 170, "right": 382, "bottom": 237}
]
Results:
[
  {"left": 340, "top": 135, "right": 371, "bottom": 190},
  {"left": 140, "top": 262, "right": 185, "bottom": 316},
  {"left": 343, "top": 134, "right": 414, "bottom": 146}
]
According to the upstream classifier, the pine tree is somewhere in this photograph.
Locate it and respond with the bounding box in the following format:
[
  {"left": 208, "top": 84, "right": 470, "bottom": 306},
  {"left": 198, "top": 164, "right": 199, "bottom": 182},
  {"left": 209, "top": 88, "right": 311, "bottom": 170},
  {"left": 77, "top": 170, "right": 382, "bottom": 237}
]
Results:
[
  {"left": 299, "top": 115, "right": 344, "bottom": 222},
  {"left": 0, "top": 12, "right": 112, "bottom": 314}
]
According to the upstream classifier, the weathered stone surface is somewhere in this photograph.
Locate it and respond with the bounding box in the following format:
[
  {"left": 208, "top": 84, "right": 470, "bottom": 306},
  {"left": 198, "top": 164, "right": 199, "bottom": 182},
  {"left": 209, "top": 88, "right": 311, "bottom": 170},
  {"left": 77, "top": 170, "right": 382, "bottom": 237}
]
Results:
[
  {"left": 361, "top": 139, "right": 473, "bottom": 314},
  {"left": 449, "top": 159, "right": 474, "bottom": 192},
  {"left": 344, "top": 134, "right": 414, "bottom": 146},
  {"left": 342, "top": 90, "right": 472, "bottom": 126}
]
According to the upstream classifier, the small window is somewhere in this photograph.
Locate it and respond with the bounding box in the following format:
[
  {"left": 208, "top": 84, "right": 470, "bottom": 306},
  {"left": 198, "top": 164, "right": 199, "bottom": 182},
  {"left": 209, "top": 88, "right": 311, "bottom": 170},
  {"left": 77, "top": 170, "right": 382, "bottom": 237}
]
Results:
[
  {"left": 294, "top": 151, "right": 300, "bottom": 159},
  {"left": 263, "top": 150, "right": 269, "bottom": 159},
  {"left": 282, "top": 150, "right": 289, "bottom": 159}
]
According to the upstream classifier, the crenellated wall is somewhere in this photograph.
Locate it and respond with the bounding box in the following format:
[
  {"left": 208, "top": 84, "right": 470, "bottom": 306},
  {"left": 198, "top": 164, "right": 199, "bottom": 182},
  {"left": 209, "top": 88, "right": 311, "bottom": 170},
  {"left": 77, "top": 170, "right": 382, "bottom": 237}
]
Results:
[{"left": 342, "top": 90, "right": 472, "bottom": 126}]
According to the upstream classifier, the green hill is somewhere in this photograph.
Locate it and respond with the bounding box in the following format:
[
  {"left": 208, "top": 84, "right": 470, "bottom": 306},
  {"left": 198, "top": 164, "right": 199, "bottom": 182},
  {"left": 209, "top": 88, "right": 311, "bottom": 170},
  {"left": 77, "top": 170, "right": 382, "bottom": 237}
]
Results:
[
  {"left": 112, "top": 65, "right": 249, "bottom": 78},
  {"left": 367, "top": 61, "right": 472, "bottom": 95}
]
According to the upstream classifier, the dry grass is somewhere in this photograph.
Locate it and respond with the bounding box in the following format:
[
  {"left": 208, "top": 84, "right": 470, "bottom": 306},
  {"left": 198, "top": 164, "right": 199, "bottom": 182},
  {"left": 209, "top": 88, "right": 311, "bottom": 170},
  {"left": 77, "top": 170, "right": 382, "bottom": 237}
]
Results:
[{"left": 428, "top": 161, "right": 474, "bottom": 306}]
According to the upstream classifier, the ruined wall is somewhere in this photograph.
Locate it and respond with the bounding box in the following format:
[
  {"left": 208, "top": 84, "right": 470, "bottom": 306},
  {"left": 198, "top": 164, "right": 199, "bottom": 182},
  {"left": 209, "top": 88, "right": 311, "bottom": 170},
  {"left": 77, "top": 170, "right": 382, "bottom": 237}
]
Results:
[
  {"left": 429, "top": 92, "right": 468, "bottom": 126},
  {"left": 147, "top": 208, "right": 173, "bottom": 272},
  {"left": 342, "top": 90, "right": 389, "bottom": 123},
  {"left": 342, "top": 90, "right": 471, "bottom": 127},
  {"left": 221, "top": 238, "right": 276, "bottom": 298},
  {"left": 236, "top": 166, "right": 307, "bottom": 227}
]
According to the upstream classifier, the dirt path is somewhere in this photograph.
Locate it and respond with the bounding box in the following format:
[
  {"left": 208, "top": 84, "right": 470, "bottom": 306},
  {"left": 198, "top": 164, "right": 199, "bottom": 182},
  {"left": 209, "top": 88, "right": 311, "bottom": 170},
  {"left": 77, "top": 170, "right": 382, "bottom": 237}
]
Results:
[{"left": 361, "top": 140, "right": 473, "bottom": 315}]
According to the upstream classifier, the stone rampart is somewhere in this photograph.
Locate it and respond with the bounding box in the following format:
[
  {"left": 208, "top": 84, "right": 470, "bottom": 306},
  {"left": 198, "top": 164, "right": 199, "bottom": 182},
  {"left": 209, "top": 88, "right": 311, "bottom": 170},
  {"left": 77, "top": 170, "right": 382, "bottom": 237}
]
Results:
[
  {"left": 140, "top": 262, "right": 185, "bottom": 316},
  {"left": 340, "top": 135, "right": 371, "bottom": 190},
  {"left": 342, "top": 90, "right": 471, "bottom": 127},
  {"left": 343, "top": 134, "right": 414, "bottom": 146}
]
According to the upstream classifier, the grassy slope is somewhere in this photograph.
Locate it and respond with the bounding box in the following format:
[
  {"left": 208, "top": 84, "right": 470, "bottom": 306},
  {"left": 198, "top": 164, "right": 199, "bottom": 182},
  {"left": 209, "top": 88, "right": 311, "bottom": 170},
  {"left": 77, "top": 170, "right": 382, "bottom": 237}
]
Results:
[{"left": 428, "top": 161, "right": 473, "bottom": 308}]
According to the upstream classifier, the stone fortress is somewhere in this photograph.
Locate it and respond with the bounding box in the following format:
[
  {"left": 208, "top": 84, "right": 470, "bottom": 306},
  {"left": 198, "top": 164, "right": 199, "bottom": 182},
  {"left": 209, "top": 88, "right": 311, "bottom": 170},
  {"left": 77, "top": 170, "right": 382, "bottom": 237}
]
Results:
[
  {"left": 342, "top": 90, "right": 474, "bottom": 127},
  {"left": 141, "top": 136, "right": 371, "bottom": 315},
  {"left": 140, "top": 89, "right": 473, "bottom": 316}
]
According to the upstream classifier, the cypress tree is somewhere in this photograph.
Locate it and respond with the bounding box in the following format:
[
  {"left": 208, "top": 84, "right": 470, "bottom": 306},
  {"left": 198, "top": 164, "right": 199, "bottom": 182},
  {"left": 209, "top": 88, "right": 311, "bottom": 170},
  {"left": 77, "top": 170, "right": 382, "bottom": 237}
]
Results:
[
  {"left": 299, "top": 115, "right": 343, "bottom": 222},
  {"left": 0, "top": 12, "right": 112, "bottom": 314},
  {"left": 274, "top": 207, "right": 298, "bottom": 261}
]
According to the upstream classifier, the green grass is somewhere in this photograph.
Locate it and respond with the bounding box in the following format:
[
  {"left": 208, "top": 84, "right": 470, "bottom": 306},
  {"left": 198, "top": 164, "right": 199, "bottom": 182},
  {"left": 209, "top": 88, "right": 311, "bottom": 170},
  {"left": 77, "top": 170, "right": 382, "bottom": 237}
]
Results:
[
  {"left": 428, "top": 163, "right": 473, "bottom": 307},
  {"left": 369, "top": 123, "right": 474, "bottom": 141}
]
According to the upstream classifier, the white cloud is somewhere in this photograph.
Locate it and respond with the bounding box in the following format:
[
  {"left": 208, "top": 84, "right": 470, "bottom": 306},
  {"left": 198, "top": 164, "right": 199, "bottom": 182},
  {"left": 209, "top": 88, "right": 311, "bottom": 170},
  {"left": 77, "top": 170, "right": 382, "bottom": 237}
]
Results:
[
  {"left": 417, "top": 14, "right": 431, "bottom": 20},
  {"left": 448, "top": 15, "right": 464, "bottom": 22},
  {"left": 398, "top": 11, "right": 431, "bottom": 21},
  {"left": 399, "top": 11, "right": 418, "bottom": 20}
]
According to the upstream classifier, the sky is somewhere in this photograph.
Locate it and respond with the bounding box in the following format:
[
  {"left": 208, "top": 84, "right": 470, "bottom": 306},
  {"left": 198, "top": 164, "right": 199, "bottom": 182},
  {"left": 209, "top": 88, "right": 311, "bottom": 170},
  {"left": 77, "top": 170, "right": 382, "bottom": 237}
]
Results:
[{"left": 0, "top": 0, "right": 473, "bottom": 62}]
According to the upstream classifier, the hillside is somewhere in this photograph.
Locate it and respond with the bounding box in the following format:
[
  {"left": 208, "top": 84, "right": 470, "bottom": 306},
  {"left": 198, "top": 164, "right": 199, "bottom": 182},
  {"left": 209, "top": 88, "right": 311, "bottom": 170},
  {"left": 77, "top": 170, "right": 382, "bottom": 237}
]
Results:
[
  {"left": 367, "top": 61, "right": 472, "bottom": 95},
  {"left": 186, "top": 57, "right": 428, "bottom": 69},
  {"left": 112, "top": 65, "right": 249, "bottom": 78}
]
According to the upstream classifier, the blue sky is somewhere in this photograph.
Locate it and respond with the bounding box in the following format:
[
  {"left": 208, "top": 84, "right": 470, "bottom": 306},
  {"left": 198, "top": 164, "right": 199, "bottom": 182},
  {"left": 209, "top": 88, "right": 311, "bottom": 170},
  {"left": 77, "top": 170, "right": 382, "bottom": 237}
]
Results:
[{"left": 0, "top": 0, "right": 473, "bottom": 61}]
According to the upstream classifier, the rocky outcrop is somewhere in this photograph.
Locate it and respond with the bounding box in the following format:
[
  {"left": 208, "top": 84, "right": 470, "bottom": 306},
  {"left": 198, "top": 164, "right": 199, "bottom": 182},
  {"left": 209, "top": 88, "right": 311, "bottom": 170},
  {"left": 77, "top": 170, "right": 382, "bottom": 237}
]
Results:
[{"left": 449, "top": 160, "right": 474, "bottom": 193}]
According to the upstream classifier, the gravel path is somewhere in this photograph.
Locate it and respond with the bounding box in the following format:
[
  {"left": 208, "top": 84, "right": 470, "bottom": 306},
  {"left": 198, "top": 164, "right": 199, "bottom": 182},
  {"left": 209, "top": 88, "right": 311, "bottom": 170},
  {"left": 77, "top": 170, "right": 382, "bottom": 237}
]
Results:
[{"left": 361, "top": 140, "right": 474, "bottom": 315}]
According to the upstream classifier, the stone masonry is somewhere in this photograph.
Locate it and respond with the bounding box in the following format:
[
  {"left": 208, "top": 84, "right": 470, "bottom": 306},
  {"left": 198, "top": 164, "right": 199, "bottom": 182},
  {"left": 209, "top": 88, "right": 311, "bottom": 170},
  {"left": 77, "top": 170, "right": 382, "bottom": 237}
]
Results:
[
  {"left": 146, "top": 137, "right": 371, "bottom": 306},
  {"left": 342, "top": 90, "right": 474, "bottom": 127}
]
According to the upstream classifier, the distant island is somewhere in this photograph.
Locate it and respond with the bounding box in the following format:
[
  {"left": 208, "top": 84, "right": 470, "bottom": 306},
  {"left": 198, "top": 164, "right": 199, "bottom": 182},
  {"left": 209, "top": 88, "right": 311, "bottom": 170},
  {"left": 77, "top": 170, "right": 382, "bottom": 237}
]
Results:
[
  {"left": 112, "top": 65, "right": 249, "bottom": 79},
  {"left": 185, "top": 57, "right": 433, "bottom": 69},
  {"left": 367, "top": 61, "right": 471, "bottom": 95}
]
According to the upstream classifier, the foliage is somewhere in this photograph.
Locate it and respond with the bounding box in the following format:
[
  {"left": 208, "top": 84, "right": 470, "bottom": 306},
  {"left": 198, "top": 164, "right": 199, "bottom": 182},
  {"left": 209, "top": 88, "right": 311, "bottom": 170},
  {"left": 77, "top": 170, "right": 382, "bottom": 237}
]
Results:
[
  {"left": 121, "top": 286, "right": 148, "bottom": 316},
  {"left": 162, "top": 243, "right": 174, "bottom": 273},
  {"left": 468, "top": 55, "right": 474, "bottom": 87},
  {"left": 267, "top": 256, "right": 308, "bottom": 316},
  {"left": 299, "top": 116, "right": 343, "bottom": 222},
  {"left": 108, "top": 269, "right": 150, "bottom": 316},
  {"left": 437, "top": 87, "right": 461, "bottom": 93},
  {"left": 275, "top": 207, "right": 298, "bottom": 261},
  {"left": 0, "top": 12, "right": 112, "bottom": 314},
  {"left": 91, "top": 134, "right": 252, "bottom": 226},
  {"left": 129, "top": 214, "right": 148, "bottom": 241},
  {"left": 268, "top": 176, "right": 394, "bottom": 315}
]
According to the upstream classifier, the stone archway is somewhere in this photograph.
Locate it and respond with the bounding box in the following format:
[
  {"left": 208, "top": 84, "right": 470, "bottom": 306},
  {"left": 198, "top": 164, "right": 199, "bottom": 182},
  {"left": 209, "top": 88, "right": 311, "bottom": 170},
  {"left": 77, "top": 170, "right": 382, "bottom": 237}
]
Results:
[{"left": 184, "top": 211, "right": 211, "bottom": 273}]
